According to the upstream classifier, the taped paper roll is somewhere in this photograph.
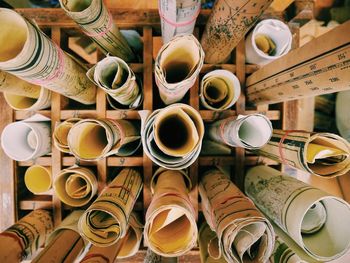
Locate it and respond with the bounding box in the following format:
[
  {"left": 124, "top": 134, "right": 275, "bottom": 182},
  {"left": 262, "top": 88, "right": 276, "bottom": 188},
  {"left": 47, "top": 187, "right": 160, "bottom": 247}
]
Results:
[
  {"left": 245, "top": 165, "right": 350, "bottom": 262},
  {"left": 245, "top": 19, "right": 292, "bottom": 65},
  {"left": 145, "top": 168, "right": 197, "bottom": 257},
  {"left": 0, "top": 71, "right": 40, "bottom": 98},
  {"left": 270, "top": 235, "right": 306, "bottom": 263},
  {"left": 200, "top": 0, "right": 273, "bottom": 64},
  {"left": 199, "top": 168, "right": 275, "bottom": 262},
  {"left": 68, "top": 118, "right": 141, "bottom": 161},
  {"left": 32, "top": 210, "right": 87, "bottom": 263},
  {"left": 54, "top": 166, "right": 98, "bottom": 207},
  {"left": 155, "top": 34, "right": 204, "bottom": 105},
  {"left": 159, "top": 0, "right": 201, "bottom": 44},
  {"left": 140, "top": 103, "right": 204, "bottom": 169},
  {"left": 336, "top": 90, "right": 350, "bottom": 142},
  {"left": 87, "top": 56, "right": 142, "bottom": 109},
  {"left": 255, "top": 130, "right": 350, "bottom": 178},
  {"left": 0, "top": 210, "right": 53, "bottom": 262},
  {"left": 0, "top": 8, "right": 96, "bottom": 105},
  {"left": 53, "top": 118, "right": 81, "bottom": 153},
  {"left": 1, "top": 114, "right": 51, "bottom": 161},
  {"left": 24, "top": 165, "right": 52, "bottom": 195},
  {"left": 207, "top": 114, "right": 273, "bottom": 150},
  {"left": 59, "top": 0, "right": 136, "bottom": 62},
  {"left": 79, "top": 168, "right": 143, "bottom": 246},
  {"left": 200, "top": 69, "right": 241, "bottom": 111}
]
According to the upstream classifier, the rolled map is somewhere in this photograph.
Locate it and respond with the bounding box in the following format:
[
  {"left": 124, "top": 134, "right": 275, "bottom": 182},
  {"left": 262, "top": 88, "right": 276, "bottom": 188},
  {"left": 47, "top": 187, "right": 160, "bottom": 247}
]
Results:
[
  {"left": 24, "top": 165, "right": 52, "bottom": 195},
  {"left": 53, "top": 118, "right": 82, "bottom": 153},
  {"left": 245, "top": 165, "right": 350, "bottom": 262}
]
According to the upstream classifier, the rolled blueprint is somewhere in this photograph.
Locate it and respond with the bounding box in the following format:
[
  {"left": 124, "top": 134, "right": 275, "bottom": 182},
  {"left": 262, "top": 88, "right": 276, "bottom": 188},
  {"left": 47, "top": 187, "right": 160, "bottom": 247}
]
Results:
[
  {"left": 155, "top": 34, "right": 204, "bottom": 105},
  {"left": 200, "top": 69, "right": 241, "bottom": 111},
  {"left": 24, "top": 165, "right": 52, "bottom": 194},
  {"left": 140, "top": 103, "right": 204, "bottom": 169},
  {"left": 199, "top": 168, "right": 275, "bottom": 263},
  {"left": 68, "top": 118, "right": 141, "bottom": 161},
  {"left": 87, "top": 56, "right": 142, "bottom": 109},
  {"left": 144, "top": 168, "right": 197, "bottom": 257},
  {"left": 81, "top": 212, "right": 143, "bottom": 262},
  {"left": 0, "top": 210, "right": 53, "bottom": 262},
  {"left": 201, "top": 0, "right": 273, "bottom": 64},
  {"left": 1, "top": 114, "right": 51, "bottom": 161},
  {"left": 207, "top": 114, "right": 273, "bottom": 150},
  {"left": 54, "top": 166, "right": 98, "bottom": 207},
  {"left": 59, "top": 0, "right": 135, "bottom": 62},
  {"left": 32, "top": 210, "right": 87, "bottom": 263},
  {"left": 79, "top": 168, "right": 143, "bottom": 246},
  {"left": 336, "top": 90, "right": 350, "bottom": 142},
  {"left": 0, "top": 8, "right": 96, "bottom": 105},
  {"left": 53, "top": 118, "right": 81, "bottom": 153},
  {"left": 245, "top": 165, "right": 350, "bottom": 262},
  {"left": 245, "top": 19, "right": 292, "bottom": 66},
  {"left": 158, "top": 0, "right": 201, "bottom": 44},
  {"left": 255, "top": 130, "right": 350, "bottom": 178}
]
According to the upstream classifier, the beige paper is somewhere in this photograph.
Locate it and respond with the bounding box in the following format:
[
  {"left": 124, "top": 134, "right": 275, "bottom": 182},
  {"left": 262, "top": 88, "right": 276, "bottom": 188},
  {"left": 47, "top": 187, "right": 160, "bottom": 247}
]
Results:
[
  {"left": 207, "top": 114, "right": 272, "bottom": 149},
  {"left": 24, "top": 165, "right": 52, "bottom": 194},
  {"left": 270, "top": 235, "right": 306, "bottom": 263},
  {"left": 255, "top": 130, "right": 350, "bottom": 178},
  {"left": 68, "top": 118, "right": 141, "bottom": 161},
  {"left": 0, "top": 8, "right": 96, "bottom": 105},
  {"left": 199, "top": 168, "right": 275, "bottom": 262},
  {"left": 79, "top": 168, "right": 143, "bottom": 246},
  {"left": 59, "top": 0, "right": 135, "bottom": 62},
  {"left": 54, "top": 166, "right": 98, "bottom": 207},
  {"left": 155, "top": 34, "right": 204, "bottom": 105},
  {"left": 53, "top": 118, "right": 82, "bottom": 153},
  {"left": 0, "top": 210, "right": 53, "bottom": 262},
  {"left": 336, "top": 91, "right": 350, "bottom": 142},
  {"left": 245, "top": 165, "right": 350, "bottom": 261},
  {"left": 200, "top": 0, "right": 273, "bottom": 64},
  {"left": 0, "top": 71, "right": 40, "bottom": 98}
]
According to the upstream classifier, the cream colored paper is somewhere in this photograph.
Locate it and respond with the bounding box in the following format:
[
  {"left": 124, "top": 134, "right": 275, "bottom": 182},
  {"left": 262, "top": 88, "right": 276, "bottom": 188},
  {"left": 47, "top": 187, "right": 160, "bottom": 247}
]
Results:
[
  {"left": 270, "top": 236, "right": 306, "bottom": 263},
  {"left": 199, "top": 168, "right": 275, "bottom": 262},
  {"left": 207, "top": 114, "right": 273, "bottom": 150},
  {"left": 0, "top": 8, "right": 96, "bottom": 105},
  {"left": 0, "top": 210, "right": 53, "bottom": 262},
  {"left": 53, "top": 118, "right": 81, "bottom": 153},
  {"left": 336, "top": 91, "right": 350, "bottom": 142},
  {"left": 200, "top": 0, "right": 273, "bottom": 64},
  {"left": 140, "top": 103, "right": 204, "bottom": 169},
  {"left": 159, "top": 0, "right": 201, "bottom": 44},
  {"left": 54, "top": 166, "right": 98, "bottom": 207},
  {"left": 245, "top": 165, "right": 350, "bottom": 261},
  {"left": 59, "top": 0, "right": 135, "bottom": 62},
  {"left": 79, "top": 168, "right": 143, "bottom": 246},
  {"left": 144, "top": 168, "right": 197, "bottom": 257},
  {"left": 68, "top": 118, "right": 141, "bottom": 161},
  {"left": 0, "top": 71, "right": 40, "bottom": 98},
  {"left": 24, "top": 165, "right": 52, "bottom": 195},
  {"left": 155, "top": 34, "right": 204, "bottom": 105},
  {"left": 255, "top": 130, "right": 350, "bottom": 177}
]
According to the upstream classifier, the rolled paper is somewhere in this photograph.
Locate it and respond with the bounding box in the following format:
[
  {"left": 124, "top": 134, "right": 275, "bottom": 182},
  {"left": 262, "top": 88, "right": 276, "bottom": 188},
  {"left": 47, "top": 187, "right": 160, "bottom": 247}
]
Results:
[
  {"left": 140, "top": 103, "right": 204, "bottom": 169},
  {"left": 255, "top": 130, "right": 350, "bottom": 177},
  {"left": 0, "top": 8, "right": 96, "bottom": 105},
  {"left": 87, "top": 56, "right": 142, "bottom": 109},
  {"left": 200, "top": 139, "right": 232, "bottom": 156},
  {"left": 53, "top": 118, "right": 82, "bottom": 153},
  {"left": 270, "top": 236, "right": 306, "bottom": 263},
  {"left": 245, "top": 165, "right": 350, "bottom": 261},
  {"left": 32, "top": 210, "right": 87, "bottom": 263},
  {"left": 24, "top": 165, "right": 52, "bottom": 194},
  {"left": 336, "top": 90, "right": 350, "bottom": 142},
  {"left": 1, "top": 114, "right": 51, "bottom": 161},
  {"left": 245, "top": 19, "right": 292, "bottom": 65},
  {"left": 54, "top": 166, "right": 98, "bottom": 207},
  {"left": 67, "top": 118, "right": 141, "bottom": 161},
  {"left": 154, "top": 34, "right": 204, "bottom": 105},
  {"left": 158, "top": 0, "right": 201, "bottom": 44},
  {"left": 199, "top": 168, "right": 275, "bottom": 262},
  {"left": 200, "top": 69, "right": 241, "bottom": 111},
  {"left": 59, "top": 0, "right": 136, "bottom": 62},
  {"left": 207, "top": 114, "right": 273, "bottom": 150},
  {"left": 79, "top": 168, "right": 143, "bottom": 246},
  {"left": 0, "top": 210, "right": 53, "bottom": 262},
  {"left": 144, "top": 168, "right": 197, "bottom": 257},
  {"left": 200, "top": 0, "right": 273, "bottom": 64},
  {"left": 0, "top": 71, "right": 40, "bottom": 98}
]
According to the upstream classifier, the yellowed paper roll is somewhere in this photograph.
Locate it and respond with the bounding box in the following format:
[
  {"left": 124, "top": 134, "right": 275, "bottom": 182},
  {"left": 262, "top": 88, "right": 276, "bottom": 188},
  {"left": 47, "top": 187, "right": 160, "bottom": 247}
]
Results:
[
  {"left": 24, "top": 165, "right": 52, "bottom": 195},
  {"left": 0, "top": 210, "right": 53, "bottom": 262},
  {"left": 53, "top": 118, "right": 81, "bottom": 153},
  {"left": 79, "top": 168, "right": 143, "bottom": 246},
  {"left": 144, "top": 168, "right": 197, "bottom": 257},
  {"left": 0, "top": 71, "right": 40, "bottom": 98},
  {"left": 54, "top": 166, "right": 98, "bottom": 207}
]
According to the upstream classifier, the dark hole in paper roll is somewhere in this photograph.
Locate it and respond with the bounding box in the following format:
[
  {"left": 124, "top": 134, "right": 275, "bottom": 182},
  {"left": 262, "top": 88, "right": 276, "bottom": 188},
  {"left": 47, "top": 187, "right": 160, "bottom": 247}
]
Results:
[
  {"left": 157, "top": 115, "right": 189, "bottom": 150},
  {"left": 164, "top": 61, "right": 192, "bottom": 84}
]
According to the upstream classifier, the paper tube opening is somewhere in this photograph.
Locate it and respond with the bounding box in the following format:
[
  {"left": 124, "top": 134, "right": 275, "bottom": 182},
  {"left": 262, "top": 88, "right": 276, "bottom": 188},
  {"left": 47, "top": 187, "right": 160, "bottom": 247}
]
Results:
[
  {"left": 63, "top": 0, "right": 92, "bottom": 12},
  {"left": 24, "top": 165, "right": 52, "bottom": 194},
  {"left": 65, "top": 174, "right": 89, "bottom": 199},
  {"left": 238, "top": 115, "right": 272, "bottom": 148}
]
